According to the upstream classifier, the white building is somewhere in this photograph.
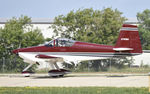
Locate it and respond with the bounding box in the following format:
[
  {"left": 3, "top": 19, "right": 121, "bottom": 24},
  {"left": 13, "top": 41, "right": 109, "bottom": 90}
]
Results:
[
  {"left": 0, "top": 18, "right": 149, "bottom": 67},
  {"left": 0, "top": 18, "right": 54, "bottom": 38},
  {"left": 133, "top": 50, "right": 150, "bottom": 66}
]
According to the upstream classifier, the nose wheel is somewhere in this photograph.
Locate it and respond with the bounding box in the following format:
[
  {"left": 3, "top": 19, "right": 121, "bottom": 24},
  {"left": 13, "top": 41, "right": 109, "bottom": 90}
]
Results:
[
  {"left": 22, "top": 71, "right": 34, "bottom": 77},
  {"left": 21, "top": 63, "right": 34, "bottom": 77}
]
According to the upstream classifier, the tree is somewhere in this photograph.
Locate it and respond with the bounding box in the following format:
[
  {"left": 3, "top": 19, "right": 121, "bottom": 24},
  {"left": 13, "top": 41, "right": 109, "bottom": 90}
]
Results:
[
  {"left": 51, "top": 8, "right": 126, "bottom": 45},
  {"left": 0, "top": 16, "right": 45, "bottom": 72},
  {"left": 137, "top": 9, "right": 150, "bottom": 50},
  {"left": 51, "top": 8, "right": 128, "bottom": 71}
]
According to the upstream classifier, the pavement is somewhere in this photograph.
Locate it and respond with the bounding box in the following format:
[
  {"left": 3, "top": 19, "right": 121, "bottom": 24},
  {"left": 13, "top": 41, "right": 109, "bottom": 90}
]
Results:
[{"left": 0, "top": 73, "right": 149, "bottom": 87}]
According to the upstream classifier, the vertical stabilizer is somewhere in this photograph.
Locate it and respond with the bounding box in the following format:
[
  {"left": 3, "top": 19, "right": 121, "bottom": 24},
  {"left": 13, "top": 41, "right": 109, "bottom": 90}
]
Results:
[{"left": 114, "top": 24, "right": 142, "bottom": 54}]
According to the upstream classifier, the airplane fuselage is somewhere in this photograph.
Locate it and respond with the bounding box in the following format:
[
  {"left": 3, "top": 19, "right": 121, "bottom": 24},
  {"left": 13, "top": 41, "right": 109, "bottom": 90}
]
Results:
[{"left": 12, "top": 24, "right": 143, "bottom": 77}]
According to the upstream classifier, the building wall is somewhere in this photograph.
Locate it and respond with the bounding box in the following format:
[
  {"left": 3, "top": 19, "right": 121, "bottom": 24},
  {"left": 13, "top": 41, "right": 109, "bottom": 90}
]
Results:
[
  {"left": 133, "top": 52, "right": 150, "bottom": 66},
  {"left": 32, "top": 24, "right": 54, "bottom": 38},
  {"left": 0, "top": 24, "right": 5, "bottom": 28},
  {"left": 0, "top": 24, "right": 54, "bottom": 39}
]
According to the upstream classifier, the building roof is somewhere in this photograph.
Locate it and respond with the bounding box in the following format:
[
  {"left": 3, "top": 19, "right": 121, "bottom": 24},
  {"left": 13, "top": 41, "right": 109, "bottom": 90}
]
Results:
[
  {"left": 143, "top": 50, "right": 150, "bottom": 53},
  {"left": 0, "top": 18, "right": 138, "bottom": 24},
  {"left": 0, "top": 18, "right": 54, "bottom": 24},
  {"left": 124, "top": 18, "right": 138, "bottom": 24}
]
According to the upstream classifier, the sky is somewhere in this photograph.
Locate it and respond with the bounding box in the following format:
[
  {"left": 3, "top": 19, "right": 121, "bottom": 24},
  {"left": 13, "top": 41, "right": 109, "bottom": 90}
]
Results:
[{"left": 0, "top": 0, "right": 150, "bottom": 19}]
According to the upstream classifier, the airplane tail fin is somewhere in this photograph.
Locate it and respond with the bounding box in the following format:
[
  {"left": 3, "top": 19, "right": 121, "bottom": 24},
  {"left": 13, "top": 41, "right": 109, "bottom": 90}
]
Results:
[{"left": 114, "top": 24, "right": 142, "bottom": 54}]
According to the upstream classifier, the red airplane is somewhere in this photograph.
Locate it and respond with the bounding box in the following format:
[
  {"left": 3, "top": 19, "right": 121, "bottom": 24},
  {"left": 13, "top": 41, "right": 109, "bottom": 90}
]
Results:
[{"left": 13, "top": 24, "right": 142, "bottom": 77}]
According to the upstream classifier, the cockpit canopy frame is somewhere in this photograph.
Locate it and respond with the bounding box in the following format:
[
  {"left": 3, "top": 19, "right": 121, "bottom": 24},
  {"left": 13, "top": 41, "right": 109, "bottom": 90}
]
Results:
[{"left": 45, "top": 38, "right": 75, "bottom": 47}]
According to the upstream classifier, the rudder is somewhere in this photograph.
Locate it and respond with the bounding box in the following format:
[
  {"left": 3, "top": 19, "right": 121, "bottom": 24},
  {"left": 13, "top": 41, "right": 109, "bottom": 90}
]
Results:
[{"left": 114, "top": 24, "right": 142, "bottom": 54}]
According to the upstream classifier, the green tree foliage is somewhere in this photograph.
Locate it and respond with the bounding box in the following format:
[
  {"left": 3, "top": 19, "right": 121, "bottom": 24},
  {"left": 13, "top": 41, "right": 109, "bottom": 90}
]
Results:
[
  {"left": 51, "top": 8, "right": 126, "bottom": 45},
  {"left": 51, "top": 8, "right": 129, "bottom": 71},
  {"left": 137, "top": 9, "right": 150, "bottom": 50},
  {"left": 0, "top": 16, "right": 45, "bottom": 72}
]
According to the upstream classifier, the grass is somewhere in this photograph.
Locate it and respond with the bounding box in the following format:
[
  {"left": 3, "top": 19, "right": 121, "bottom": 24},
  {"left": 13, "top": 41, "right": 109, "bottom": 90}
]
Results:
[
  {"left": 106, "top": 67, "right": 150, "bottom": 73},
  {"left": 35, "top": 67, "right": 150, "bottom": 73},
  {"left": 0, "top": 87, "right": 150, "bottom": 94},
  {"left": 1, "top": 67, "right": 150, "bottom": 74}
]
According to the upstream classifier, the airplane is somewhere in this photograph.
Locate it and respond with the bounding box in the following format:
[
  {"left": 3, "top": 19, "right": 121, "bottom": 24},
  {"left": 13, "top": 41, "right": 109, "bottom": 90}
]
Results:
[{"left": 12, "top": 24, "right": 142, "bottom": 77}]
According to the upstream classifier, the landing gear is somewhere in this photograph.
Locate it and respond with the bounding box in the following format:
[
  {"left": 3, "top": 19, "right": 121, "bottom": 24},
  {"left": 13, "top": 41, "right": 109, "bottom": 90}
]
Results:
[
  {"left": 59, "top": 75, "right": 64, "bottom": 77},
  {"left": 48, "top": 69, "right": 71, "bottom": 77},
  {"left": 22, "top": 63, "right": 34, "bottom": 77},
  {"left": 22, "top": 71, "right": 34, "bottom": 77},
  {"left": 48, "top": 62, "right": 71, "bottom": 77}
]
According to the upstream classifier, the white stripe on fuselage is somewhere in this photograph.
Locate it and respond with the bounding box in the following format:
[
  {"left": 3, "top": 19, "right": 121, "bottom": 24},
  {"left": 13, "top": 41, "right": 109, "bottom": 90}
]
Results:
[
  {"left": 18, "top": 52, "right": 107, "bottom": 64},
  {"left": 18, "top": 52, "right": 140, "bottom": 64}
]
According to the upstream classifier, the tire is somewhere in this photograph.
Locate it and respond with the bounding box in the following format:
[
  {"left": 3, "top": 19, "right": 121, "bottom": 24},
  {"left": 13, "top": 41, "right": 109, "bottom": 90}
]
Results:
[{"left": 59, "top": 75, "right": 64, "bottom": 77}]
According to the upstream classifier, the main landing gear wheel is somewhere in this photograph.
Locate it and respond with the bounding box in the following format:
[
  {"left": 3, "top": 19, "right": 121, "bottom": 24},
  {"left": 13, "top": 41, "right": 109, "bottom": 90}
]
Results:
[
  {"left": 48, "top": 69, "right": 71, "bottom": 77},
  {"left": 51, "top": 74, "right": 64, "bottom": 78},
  {"left": 59, "top": 75, "right": 64, "bottom": 77}
]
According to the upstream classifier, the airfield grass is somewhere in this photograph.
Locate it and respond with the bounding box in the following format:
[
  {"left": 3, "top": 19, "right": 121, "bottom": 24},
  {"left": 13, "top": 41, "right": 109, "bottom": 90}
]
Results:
[
  {"left": 35, "top": 67, "right": 150, "bottom": 74},
  {"left": 1, "top": 67, "right": 150, "bottom": 74},
  {"left": 0, "top": 87, "right": 150, "bottom": 94}
]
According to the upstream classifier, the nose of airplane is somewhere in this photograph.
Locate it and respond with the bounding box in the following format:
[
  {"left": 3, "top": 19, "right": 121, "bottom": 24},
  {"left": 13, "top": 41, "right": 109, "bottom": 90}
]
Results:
[
  {"left": 12, "top": 48, "right": 26, "bottom": 54},
  {"left": 12, "top": 49, "right": 19, "bottom": 54},
  {"left": 12, "top": 46, "right": 45, "bottom": 54}
]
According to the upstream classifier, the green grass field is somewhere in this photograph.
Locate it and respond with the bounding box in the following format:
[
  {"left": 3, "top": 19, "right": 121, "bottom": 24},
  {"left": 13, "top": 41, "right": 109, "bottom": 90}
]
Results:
[{"left": 0, "top": 87, "right": 150, "bottom": 94}]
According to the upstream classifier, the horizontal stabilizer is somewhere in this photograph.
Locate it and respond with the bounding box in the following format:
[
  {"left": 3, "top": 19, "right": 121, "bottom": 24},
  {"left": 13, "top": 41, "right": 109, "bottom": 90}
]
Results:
[{"left": 113, "top": 48, "right": 133, "bottom": 51}]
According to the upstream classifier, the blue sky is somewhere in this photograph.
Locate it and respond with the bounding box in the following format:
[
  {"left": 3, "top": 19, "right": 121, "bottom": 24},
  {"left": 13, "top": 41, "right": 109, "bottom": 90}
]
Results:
[{"left": 0, "top": 0, "right": 150, "bottom": 19}]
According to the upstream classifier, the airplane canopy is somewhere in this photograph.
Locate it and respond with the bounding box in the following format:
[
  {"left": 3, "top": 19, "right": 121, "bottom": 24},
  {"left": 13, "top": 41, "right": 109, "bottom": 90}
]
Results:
[{"left": 45, "top": 38, "right": 75, "bottom": 47}]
